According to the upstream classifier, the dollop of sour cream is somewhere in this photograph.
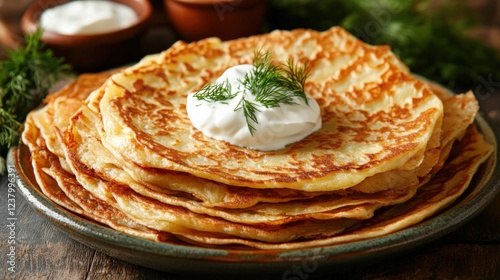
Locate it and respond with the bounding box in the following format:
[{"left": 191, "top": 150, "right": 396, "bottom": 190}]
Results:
[
  {"left": 40, "top": 1, "right": 138, "bottom": 35},
  {"left": 186, "top": 64, "right": 322, "bottom": 151}
]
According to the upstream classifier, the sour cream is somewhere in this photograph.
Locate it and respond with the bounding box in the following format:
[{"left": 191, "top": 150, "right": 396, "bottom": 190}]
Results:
[
  {"left": 40, "top": 1, "right": 138, "bottom": 35},
  {"left": 186, "top": 64, "right": 322, "bottom": 151}
]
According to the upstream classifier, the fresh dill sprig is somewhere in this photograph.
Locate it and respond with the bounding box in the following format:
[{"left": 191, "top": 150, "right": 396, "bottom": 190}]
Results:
[
  {"left": 0, "top": 109, "right": 21, "bottom": 146},
  {"left": 193, "top": 49, "right": 310, "bottom": 135},
  {"left": 237, "top": 50, "right": 311, "bottom": 135},
  {"left": 280, "top": 57, "right": 310, "bottom": 105},
  {"left": 234, "top": 96, "right": 260, "bottom": 135},
  {"left": 247, "top": 51, "right": 310, "bottom": 108},
  {"left": 0, "top": 28, "right": 72, "bottom": 172},
  {"left": 193, "top": 78, "right": 236, "bottom": 104}
]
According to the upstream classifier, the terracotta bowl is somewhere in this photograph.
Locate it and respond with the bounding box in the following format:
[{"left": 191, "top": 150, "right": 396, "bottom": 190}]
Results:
[
  {"left": 21, "top": 0, "right": 152, "bottom": 72},
  {"left": 165, "top": 0, "right": 267, "bottom": 42}
]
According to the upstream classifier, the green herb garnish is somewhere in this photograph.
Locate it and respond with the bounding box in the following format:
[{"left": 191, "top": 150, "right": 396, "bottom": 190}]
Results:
[
  {"left": 193, "top": 78, "right": 236, "bottom": 103},
  {"left": 193, "top": 49, "right": 310, "bottom": 135},
  {"left": 234, "top": 96, "right": 261, "bottom": 135},
  {"left": 0, "top": 29, "right": 72, "bottom": 174},
  {"left": 243, "top": 50, "right": 309, "bottom": 108}
]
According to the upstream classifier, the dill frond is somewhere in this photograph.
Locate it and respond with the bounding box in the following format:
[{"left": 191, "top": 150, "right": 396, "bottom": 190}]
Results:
[
  {"left": 193, "top": 78, "right": 236, "bottom": 104},
  {"left": 234, "top": 96, "right": 260, "bottom": 135}
]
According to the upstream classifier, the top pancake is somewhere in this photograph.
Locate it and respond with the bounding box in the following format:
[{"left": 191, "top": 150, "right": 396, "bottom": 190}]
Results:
[{"left": 93, "top": 27, "right": 444, "bottom": 191}]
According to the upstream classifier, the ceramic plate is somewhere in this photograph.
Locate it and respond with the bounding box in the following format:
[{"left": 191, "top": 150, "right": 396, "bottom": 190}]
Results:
[{"left": 8, "top": 106, "right": 500, "bottom": 279}]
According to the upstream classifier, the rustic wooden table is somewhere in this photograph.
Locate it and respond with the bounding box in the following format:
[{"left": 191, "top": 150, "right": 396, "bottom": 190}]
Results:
[{"left": 1, "top": 1, "right": 499, "bottom": 279}]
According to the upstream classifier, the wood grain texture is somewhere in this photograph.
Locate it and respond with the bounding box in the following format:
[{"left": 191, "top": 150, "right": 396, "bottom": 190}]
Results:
[{"left": 362, "top": 244, "right": 500, "bottom": 280}]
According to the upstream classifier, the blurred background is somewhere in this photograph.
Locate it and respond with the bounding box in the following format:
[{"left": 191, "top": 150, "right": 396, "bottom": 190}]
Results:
[{"left": 0, "top": 0, "right": 499, "bottom": 92}]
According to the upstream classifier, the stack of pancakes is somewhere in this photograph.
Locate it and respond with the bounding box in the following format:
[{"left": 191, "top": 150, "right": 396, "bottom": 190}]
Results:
[{"left": 21, "top": 27, "right": 493, "bottom": 249}]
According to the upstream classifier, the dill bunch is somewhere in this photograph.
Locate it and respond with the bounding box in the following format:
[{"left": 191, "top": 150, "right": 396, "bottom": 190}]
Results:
[
  {"left": 0, "top": 29, "right": 72, "bottom": 173},
  {"left": 243, "top": 50, "right": 309, "bottom": 108}
]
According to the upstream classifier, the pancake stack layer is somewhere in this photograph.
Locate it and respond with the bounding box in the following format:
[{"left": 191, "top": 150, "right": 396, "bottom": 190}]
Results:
[{"left": 21, "top": 27, "right": 494, "bottom": 249}]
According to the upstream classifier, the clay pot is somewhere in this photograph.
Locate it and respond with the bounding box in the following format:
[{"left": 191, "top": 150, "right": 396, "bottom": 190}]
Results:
[{"left": 165, "top": 0, "right": 267, "bottom": 41}]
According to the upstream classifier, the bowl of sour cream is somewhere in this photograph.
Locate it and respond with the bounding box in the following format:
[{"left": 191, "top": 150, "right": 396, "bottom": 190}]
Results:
[{"left": 21, "top": 0, "right": 152, "bottom": 72}]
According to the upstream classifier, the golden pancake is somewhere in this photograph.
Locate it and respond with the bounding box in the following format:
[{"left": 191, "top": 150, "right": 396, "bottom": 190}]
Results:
[
  {"left": 95, "top": 27, "right": 444, "bottom": 191},
  {"left": 59, "top": 82, "right": 477, "bottom": 225},
  {"left": 61, "top": 106, "right": 422, "bottom": 225},
  {"left": 22, "top": 113, "right": 169, "bottom": 242},
  {"left": 58, "top": 70, "right": 483, "bottom": 244},
  {"left": 39, "top": 117, "right": 488, "bottom": 250},
  {"left": 18, "top": 26, "right": 494, "bottom": 250},
  {"left": 155, "top": 125, "right": 494, "bottom": 249}
]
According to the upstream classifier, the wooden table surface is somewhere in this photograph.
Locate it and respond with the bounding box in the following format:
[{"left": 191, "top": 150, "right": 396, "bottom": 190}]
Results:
[{"left": 1, "top": 2, "right": 500, "bottom": 279}]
